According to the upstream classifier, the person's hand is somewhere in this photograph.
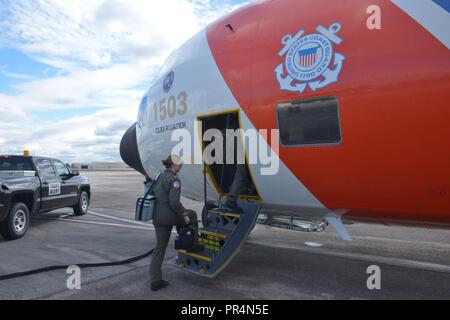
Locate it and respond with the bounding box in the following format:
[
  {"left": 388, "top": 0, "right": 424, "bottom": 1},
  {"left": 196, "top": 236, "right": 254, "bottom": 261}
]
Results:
[{"left": 184, "top": 214, "right": 190, "bottom": 225}]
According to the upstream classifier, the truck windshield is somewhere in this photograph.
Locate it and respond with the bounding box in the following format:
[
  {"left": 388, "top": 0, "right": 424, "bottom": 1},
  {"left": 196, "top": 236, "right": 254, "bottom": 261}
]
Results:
[{"left": 0, "top": 157, "right": 34, "bottom": 171}]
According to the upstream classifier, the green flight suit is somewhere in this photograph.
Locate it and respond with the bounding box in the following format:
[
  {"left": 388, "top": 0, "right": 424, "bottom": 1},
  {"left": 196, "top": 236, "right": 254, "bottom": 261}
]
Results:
[
  {"left": 149, "top": 169, "right": 198, "bottom": 283},
  {"left": 227, "top": 164, "right": 250, "bottom": 202}
]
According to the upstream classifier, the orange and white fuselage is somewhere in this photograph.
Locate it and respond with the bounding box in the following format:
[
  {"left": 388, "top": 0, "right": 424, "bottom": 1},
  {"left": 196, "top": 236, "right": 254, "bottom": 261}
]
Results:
[{"left": 121, "top": 0, "right": 450, "bottom": 231}]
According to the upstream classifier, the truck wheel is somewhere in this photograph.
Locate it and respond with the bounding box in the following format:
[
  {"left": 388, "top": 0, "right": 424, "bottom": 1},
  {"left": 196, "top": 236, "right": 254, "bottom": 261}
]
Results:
[
  {"left": 0, "top": 202, "right": 30, "bottom": 240},
  {"left": 73, "top": 191, "right": 89, "bottom": 216}
]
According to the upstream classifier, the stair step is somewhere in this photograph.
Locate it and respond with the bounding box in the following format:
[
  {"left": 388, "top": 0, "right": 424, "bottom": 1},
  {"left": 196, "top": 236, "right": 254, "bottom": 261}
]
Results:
[
  {"left": 198, "top": 228, "right": 228, "bottom": 239},
  {"left": 198, "top": 228, "right": 229, "bottom": 252},
  {"left": 176, "top": 250, "right": 213, "bottom": 262},
  {"left": 176, "top": 201, "right": 262, "bottom": 278},
  {"left": 207, "top": 209, "right": 242, "bottom": 217},
  {"left": 220, "top": 212, "right": 241, "bottom": 218}
]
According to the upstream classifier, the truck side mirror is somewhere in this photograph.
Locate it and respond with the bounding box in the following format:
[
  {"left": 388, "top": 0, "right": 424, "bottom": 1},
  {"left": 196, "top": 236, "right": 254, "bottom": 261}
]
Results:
[{"left": 71, "top": 170, "right": 80, "bottom": 176}]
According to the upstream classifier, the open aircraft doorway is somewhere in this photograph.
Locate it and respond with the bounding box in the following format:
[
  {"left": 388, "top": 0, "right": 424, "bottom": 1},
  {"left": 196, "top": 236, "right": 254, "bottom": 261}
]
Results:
[{"left": 197, "top": 110, "right": 261, "bottom": 203}]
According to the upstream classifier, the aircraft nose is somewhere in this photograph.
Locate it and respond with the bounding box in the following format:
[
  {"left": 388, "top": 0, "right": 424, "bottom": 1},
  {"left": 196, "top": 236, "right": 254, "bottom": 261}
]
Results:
[{"left": 120, "top": 123, "right": 148, "bottom": 178}]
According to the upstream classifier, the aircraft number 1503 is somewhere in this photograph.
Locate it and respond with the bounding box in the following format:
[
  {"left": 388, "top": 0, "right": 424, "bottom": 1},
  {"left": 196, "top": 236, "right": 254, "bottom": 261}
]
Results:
[{"left": 152, "top": 91, "right": 188, "bottom": 122}]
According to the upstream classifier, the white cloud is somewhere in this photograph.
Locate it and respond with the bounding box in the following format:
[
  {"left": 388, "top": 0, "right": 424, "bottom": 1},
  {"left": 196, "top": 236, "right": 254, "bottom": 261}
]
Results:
[
  {"left": 1, "top": 0, "right": 241, "bottom": 68},
  {"left": 0, "top": 65, "right": 37, "bottom": 80},
  {"left": 1, "top": 107, "right": 137, "bottom": 163},
  {"left": 0, "top": 0, "right": 248, "bottom": 162},
  {"left": 5, "top": 60, "right": 156, "bottom": 111}
]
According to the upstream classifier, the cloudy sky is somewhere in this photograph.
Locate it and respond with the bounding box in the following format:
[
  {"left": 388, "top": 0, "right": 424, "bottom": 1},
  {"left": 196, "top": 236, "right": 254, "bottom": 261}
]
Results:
[{"left": 0, "top": 0, "right": 248, "bottom": 163}]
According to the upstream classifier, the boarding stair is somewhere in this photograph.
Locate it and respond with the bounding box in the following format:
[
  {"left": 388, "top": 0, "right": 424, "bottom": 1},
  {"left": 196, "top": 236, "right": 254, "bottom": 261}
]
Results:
[{"left": 175, "top": 200, "right": 261, "bottom": 278}]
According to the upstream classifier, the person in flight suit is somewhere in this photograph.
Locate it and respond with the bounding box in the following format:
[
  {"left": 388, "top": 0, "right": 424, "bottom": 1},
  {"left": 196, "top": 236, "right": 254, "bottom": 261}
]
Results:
[
  {"left": 149, "top": 155, "right": 203, "bottom": 292},
  {"left": 220, "top": 128, "right": 251, "bottom": 213},
  {"left": 224, "top": 164, "right": 251, "bottom": 213}
]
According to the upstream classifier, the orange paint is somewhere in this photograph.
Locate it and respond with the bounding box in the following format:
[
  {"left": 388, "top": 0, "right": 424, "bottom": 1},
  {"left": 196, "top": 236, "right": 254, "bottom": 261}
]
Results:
[{"left": 207, "top": 0, "right": 450, "bottom": 225}]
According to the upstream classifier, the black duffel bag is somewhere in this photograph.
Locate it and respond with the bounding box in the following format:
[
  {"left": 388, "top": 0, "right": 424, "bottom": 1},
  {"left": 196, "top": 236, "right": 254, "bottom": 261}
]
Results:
[{"left": 175, "top": 226, "right": 196, "bottom": 251}]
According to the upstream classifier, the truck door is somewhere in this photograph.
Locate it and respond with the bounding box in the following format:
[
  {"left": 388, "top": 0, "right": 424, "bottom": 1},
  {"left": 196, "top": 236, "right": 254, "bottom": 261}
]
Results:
[
  {"left": 35, "top": 158, "right": 61, "bottom": 212},
  {"left": 52, "top": 160, "right": 79, "bottom": 207}
]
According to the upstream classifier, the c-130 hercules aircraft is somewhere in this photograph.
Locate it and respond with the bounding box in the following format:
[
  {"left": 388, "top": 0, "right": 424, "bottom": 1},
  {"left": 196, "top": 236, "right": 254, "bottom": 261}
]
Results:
[{"left": 120, "top": 0, "right": 450, "bottom": 277}]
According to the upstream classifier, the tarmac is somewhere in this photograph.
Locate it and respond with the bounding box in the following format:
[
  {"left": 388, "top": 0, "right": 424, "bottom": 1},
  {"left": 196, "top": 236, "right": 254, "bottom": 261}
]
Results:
[{"left": 0, "top": 171, "right": 449, "bottom": 300}]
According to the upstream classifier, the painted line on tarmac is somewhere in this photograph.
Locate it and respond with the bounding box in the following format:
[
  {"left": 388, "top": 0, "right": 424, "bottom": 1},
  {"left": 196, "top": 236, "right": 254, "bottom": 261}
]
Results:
[
  {"left": 87, "top": 211, "right": 176, "bottom": 234},
  {"left": 34, "top": 216, "right": 450, "bottom": 274},
  {"left": 36, "top": 215, "right": 178, "bottom": 234},
  {"left": 350, "top": 235, "right": 450, "bottom": 249},
  {"left": 256, "top": 224, "right": 450, "bottom": 249},
  {"left": 35, "top": 216, "right": 154, "bottom": 231},
  {"left": 246, "top": 240, "right": 450, "bottom": 274},
  {"left": 88, "top": 211, "right": 151, "bottom": 227}
]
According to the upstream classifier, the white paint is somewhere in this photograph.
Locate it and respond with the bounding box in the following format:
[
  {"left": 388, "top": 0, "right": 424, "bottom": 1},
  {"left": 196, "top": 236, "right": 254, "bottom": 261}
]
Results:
[
  {"left": 88, "top": 210, "right": 151, "bottom": 227},
  {"left": 137, "top": 29, "right": 232, "bottom": 200},
  {"left": 136, "top": 29, "right": 329, "bottom": 215},
  {"left": 391, "top": 0, "right": 450, "bottom": 49},
  {"left": 240, "top": 111, "right": 326, "bottom": 211},
  {"left": 36, "top": 216, "right": 157, "bottom": 231},
  {"left": 0, "top": 171, "right": 36, "bottom": 178},
  {"left": 305, "top": 242, "right": 323, "bottom": 248},
  {"left": 49, "top": 183, "right": 61, "bottom": 196}
]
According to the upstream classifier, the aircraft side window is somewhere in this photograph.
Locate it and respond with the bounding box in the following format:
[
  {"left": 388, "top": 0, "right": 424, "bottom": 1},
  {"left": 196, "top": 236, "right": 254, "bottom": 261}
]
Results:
[{"left": 276, "top": 97, "right": 341, "bottom": 147}]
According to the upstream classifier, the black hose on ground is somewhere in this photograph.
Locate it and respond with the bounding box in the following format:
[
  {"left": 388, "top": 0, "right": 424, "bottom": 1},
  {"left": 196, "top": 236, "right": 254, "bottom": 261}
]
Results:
[{"left": 0, "top": 249, "right": 154, "bottom": 281}]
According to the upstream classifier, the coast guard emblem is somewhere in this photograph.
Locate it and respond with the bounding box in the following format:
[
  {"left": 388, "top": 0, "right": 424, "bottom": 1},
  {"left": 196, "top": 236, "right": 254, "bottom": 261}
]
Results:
[{"left": 275, "top": 23, "right": 345, "bottom": 93}]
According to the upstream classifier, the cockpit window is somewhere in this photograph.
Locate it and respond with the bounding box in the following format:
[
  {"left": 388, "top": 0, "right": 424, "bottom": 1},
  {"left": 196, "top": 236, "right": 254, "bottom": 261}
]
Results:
[{"left": 276, "top": 97, "right": 342, "bottom": 146}]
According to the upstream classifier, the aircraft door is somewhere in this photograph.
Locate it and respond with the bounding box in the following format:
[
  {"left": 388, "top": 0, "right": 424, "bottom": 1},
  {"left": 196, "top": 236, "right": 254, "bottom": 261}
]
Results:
[{"left": 198, "top": 110, "right": 261, "bottom": 201}]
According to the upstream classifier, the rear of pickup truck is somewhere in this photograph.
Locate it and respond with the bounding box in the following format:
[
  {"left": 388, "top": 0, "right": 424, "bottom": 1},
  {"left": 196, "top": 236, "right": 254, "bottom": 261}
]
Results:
[
  {"left": 0, "top": 182, "right": 7, "bottom": 222},
  {"left": 0, "top": 175, "right": 40, "bottom": 221},
  {"left": 0, "top": 156, "right": 41, "bottom": 239}
]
